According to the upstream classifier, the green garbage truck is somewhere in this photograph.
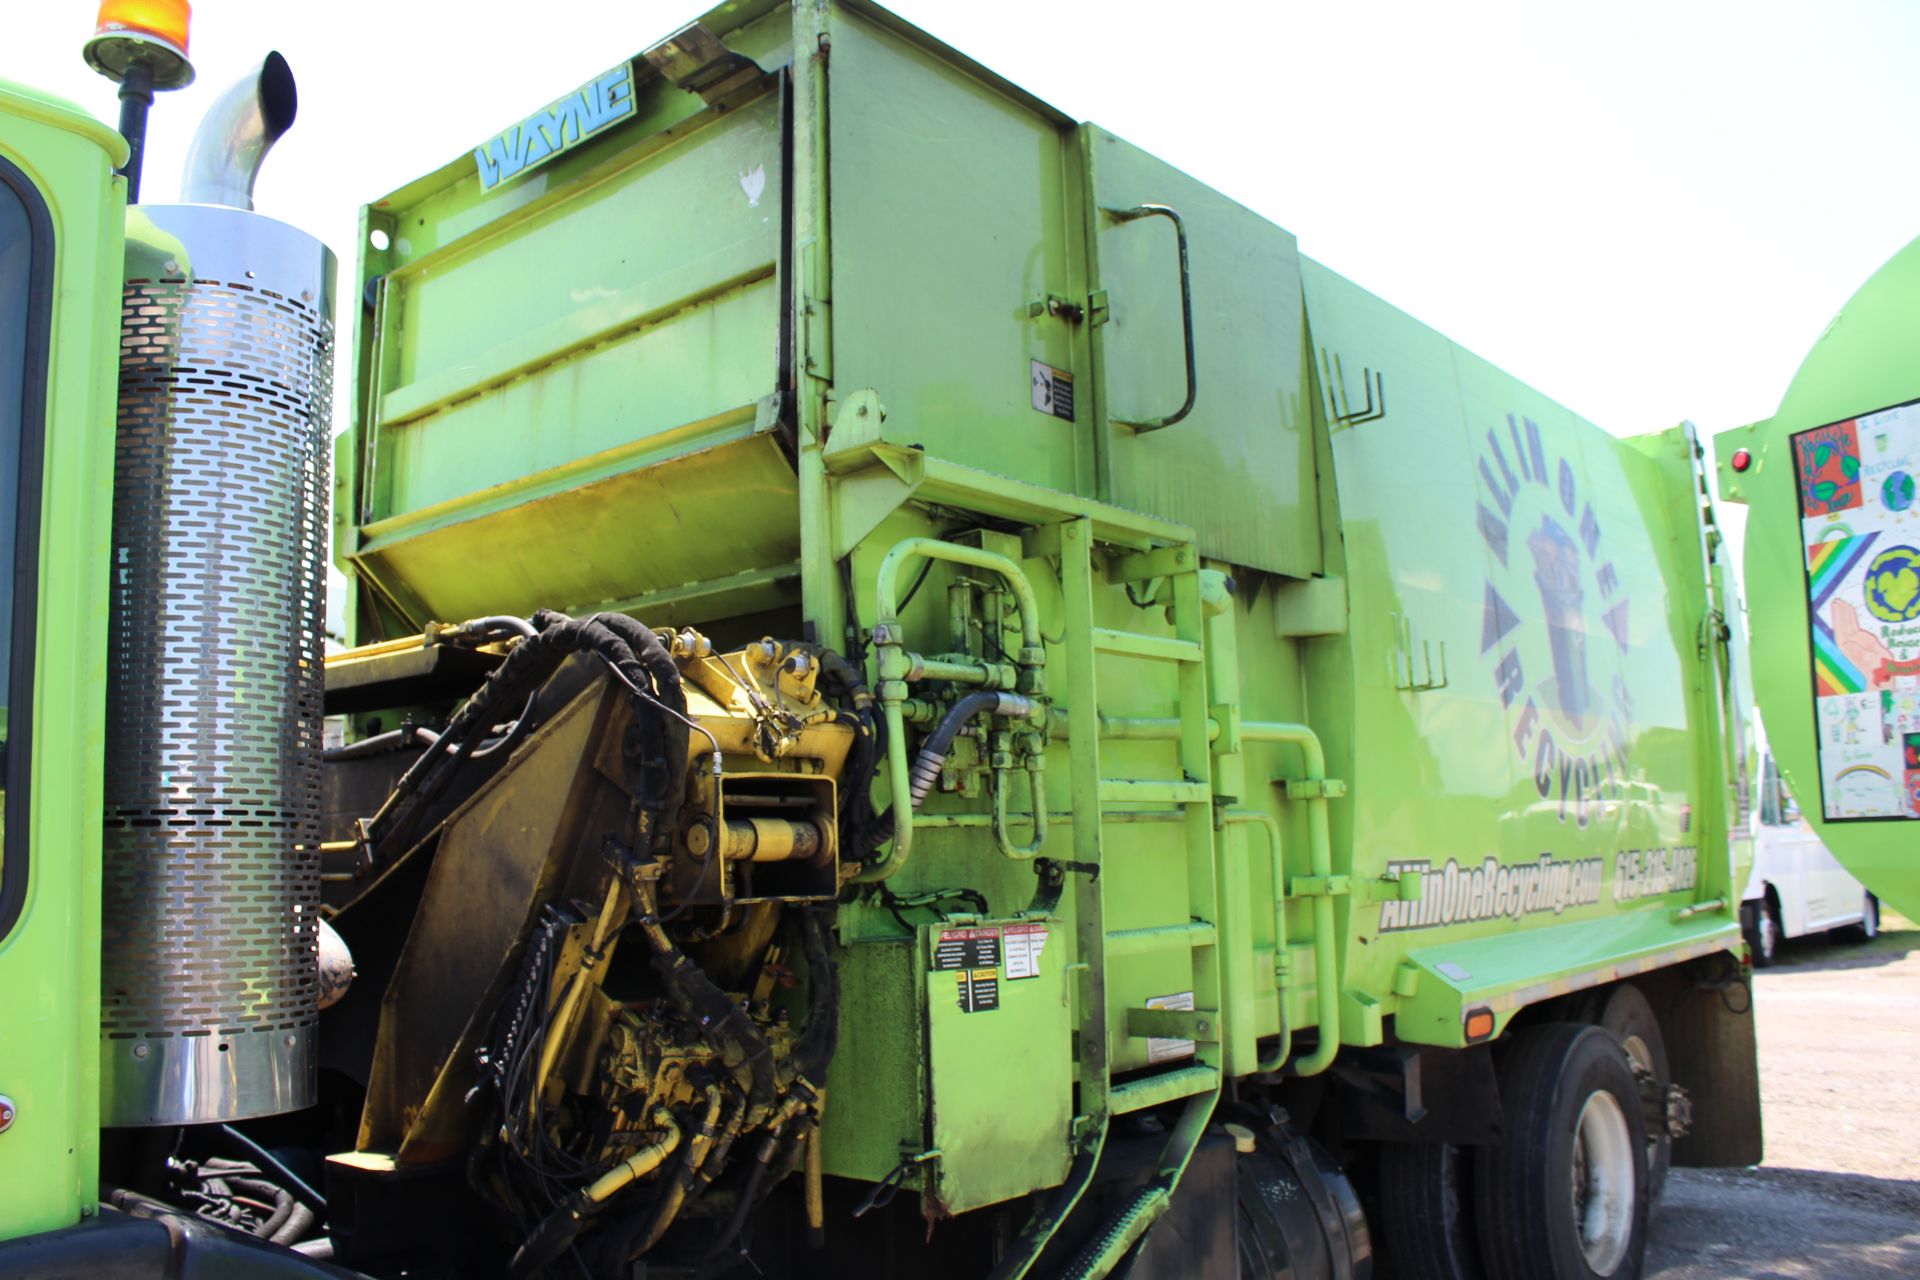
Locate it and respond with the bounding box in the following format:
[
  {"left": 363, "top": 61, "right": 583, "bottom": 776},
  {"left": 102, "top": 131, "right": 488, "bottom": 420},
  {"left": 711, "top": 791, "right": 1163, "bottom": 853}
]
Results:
[{"left": 5, "top": 1, "right": 1858, "bottom": 1277}]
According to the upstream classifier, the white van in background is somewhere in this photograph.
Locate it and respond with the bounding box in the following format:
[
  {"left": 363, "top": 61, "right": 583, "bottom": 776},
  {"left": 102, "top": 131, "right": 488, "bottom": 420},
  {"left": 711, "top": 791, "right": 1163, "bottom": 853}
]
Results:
[{"left": 1742, "top": 755, "right": 1881, "bottom": 965}]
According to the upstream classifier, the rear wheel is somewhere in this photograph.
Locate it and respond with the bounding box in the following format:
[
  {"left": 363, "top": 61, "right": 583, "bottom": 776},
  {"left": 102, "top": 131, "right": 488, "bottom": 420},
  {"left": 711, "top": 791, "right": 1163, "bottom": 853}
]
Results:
[
  {"left": 1475, "top": 1024, "right": 1649, "bottom": 1280},
  {"left": 1376, "top": 1141, "right": 1481, "bottom": 1280},
  {"left": 1742, "top": 895, "right": 1780, "bottom": 967},
  {"left": 1574, "top": 984, "right": 1671, "bottom": 1204}
]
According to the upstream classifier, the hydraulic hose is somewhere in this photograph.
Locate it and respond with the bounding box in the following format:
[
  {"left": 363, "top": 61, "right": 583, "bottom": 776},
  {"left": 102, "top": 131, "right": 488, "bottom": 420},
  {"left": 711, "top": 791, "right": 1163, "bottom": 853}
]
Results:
[
  {"left": 321, "top": 724, "right": 438, "bottom": 762},
  {"left": 908, "top": 691, "right": 1033, "bottom": 806},
  {"left": 629, "top": 1084, "right": 726, "bottom": 1257},
  {"left": 211, "top": 1125, "right": 327, "bottom": 1217},
  {"left": 367, "top": 612, "right": 686, "bottom": 860},
  {"left": 634, "top": 880, "right": 776, "bottom": 1125},
  {"left": 508, "top": 1110, "right": 682, "bottom": 1280},
  {"left": 991, "top": 755, "right": 1048, "bottom": 860}
]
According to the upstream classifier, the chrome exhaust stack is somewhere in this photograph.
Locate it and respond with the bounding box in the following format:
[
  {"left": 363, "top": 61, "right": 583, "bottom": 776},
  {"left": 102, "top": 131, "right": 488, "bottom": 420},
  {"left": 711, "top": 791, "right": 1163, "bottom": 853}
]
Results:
[
  {"left": 178, "top": 51, "right": 297, "bottom": 210},
  {"left": 100, "top": 53, "right": 334, "bottom": 1127}
]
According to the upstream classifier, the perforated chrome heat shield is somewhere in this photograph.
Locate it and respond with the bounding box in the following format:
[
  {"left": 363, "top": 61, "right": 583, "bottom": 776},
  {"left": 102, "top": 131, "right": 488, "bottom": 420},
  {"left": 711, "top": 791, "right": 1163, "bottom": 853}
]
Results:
[{"left": 101, "top": 205, "right": 335, "bottom": 1126}]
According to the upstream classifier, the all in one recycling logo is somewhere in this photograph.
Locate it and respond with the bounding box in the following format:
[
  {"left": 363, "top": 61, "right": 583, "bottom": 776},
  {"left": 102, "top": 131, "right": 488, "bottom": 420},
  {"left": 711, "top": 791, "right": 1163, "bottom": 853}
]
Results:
[{"left": 1476, "top": 414, "right": 1635, "bottom": 827}]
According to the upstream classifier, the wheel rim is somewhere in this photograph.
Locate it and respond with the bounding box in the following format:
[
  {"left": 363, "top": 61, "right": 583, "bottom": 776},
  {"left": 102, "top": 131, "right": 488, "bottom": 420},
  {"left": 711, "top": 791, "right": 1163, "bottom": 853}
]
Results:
[
  {"left": 1865, "top": 898, "right": 1879, "bottom": 937},
  {"left": 1620, "top": 1034, "right": 1664, "bottom": 1156},
  {"left": 1570, "top": 1090, "right": 1637, "bottom": 1274},
  {"left": 1758, "top": 908, "right": 1776, "bottom": 959}
]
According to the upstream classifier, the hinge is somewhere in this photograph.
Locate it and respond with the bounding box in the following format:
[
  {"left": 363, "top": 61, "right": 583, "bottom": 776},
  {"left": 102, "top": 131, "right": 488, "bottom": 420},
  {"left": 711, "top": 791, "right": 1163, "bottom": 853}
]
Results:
[
  {"left": 1291, "top": 874, "right": 1351, "bottom": 898},
  {"left": 804, "top": 295, "right": 833, "bottom": 382},
  {"left": 1087, "top": 289, "right": 1110, "bottom": 327},
  {"left": 1280, "top": 777, "right": 1347, "bottom": 800}
]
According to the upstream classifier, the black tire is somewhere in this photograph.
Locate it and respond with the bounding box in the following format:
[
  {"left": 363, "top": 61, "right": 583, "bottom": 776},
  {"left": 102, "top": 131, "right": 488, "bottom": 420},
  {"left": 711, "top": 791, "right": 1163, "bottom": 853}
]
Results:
[
  {"left": 1475, "top": 1024, "right": 1649, "bottom": 1280},
  {"left": 1574, "top": 985, "right": 1671, "bottom": 1205},
  {"left": 1742, "top": 895, "right": 1780, "bottom": 968},
  {"left": 1837, "top": 893, "right": 1880, "bottom": 943},
  {"left": 1377, "top": 1142, "right": 1481, "bottom": 1280}
]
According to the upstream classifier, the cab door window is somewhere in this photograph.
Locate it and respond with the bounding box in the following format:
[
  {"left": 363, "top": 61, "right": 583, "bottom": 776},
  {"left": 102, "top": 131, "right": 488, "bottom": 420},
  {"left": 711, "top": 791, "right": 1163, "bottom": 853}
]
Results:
[{"left": 0, "top": 157, "right": 51, "bottom": 936}]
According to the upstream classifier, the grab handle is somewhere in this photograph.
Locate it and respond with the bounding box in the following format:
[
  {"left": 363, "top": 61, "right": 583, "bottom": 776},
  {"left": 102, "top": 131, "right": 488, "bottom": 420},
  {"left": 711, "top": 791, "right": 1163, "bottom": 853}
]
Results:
[{"left": 1103, "top": 203, "right": 1197, "bottom": 432}]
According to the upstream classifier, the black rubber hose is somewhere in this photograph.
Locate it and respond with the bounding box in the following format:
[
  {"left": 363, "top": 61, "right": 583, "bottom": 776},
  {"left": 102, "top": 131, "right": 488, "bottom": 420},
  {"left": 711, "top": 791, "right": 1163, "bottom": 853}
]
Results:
[
  {"left": 787, "top": 907, "right": 840, "bottom": 1087},
  {"left": 457, "top": 614, "right": 538, "bottom": 640},
  {"left": 372, "top": 614, "right": 676, "bottom": 856},
  {"left": 222, "top": 1175, "right": 293, "bottom": 1239},
  {"left": 691, "top": 1125, "right": 800, "bottom": 1267},
  {"left": 635, "top": 884, "right": 776, "bottom": 1126},
  {"left": 212, "top": 1125, "right": 326, "bottom": 1217},
  {"left": 909, "top": 690, "right": 1006, "bottom": 807},
  {"left": 575, "top": 611, "right": 691, "bottom": 832},
  {"left": 271, "top": 1200, "right": 316, "bottom": 1246},
  {"left": 508, "top": 1190, "right": 593, "bottom": 1279},
  {"left": 322, "top": 724, "right": 438, "bottom": 761}
]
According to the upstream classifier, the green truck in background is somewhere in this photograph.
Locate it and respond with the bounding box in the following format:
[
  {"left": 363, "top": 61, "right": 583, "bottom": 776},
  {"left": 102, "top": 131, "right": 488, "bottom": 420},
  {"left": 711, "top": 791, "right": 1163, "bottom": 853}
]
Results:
[{"left": 8, "top": 2, "right": 1908, "bottom": 1277}]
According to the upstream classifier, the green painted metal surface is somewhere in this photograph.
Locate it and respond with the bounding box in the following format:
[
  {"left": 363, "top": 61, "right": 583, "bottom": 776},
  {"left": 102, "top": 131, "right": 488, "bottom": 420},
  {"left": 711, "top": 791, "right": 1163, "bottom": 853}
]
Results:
[
  {"left": 322, "top": 0, "right": 1754, "bottom": 1221},
  {"left": 1716, "top": 236, "right": 1920, "bottom": 920},
  {"left": 0, "top": 0, "right": 1756, "bottom": 1250},
  {"left": 0, "top": 79, "right": 125, "bottom": 1238}
]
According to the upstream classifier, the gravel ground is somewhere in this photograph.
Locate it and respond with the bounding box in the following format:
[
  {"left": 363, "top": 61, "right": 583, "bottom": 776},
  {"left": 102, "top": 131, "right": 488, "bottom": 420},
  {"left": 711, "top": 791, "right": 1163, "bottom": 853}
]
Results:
[{"left": 1646, "top": 913, "right": 1920, "bottom": 1278}]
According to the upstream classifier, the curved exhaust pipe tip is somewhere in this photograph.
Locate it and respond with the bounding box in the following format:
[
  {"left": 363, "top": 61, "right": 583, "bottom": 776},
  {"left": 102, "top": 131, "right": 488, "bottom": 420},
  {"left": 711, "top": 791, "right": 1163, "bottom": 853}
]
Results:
[{"left": 179, "top": 51, "right": 298, "bottom": 210}]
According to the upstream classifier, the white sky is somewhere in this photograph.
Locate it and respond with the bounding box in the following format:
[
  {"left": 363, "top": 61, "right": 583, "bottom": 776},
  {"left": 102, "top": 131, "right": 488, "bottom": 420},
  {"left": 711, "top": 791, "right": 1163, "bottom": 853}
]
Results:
[{"left": 16, "top": 0, "right": 1920, "bottom": 571}]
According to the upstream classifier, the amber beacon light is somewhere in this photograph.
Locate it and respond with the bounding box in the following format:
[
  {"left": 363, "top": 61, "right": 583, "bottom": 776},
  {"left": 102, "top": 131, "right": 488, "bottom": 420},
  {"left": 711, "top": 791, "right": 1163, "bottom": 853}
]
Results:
[{"left": 82, "top": 0, "right": 196, "bottom": 202}]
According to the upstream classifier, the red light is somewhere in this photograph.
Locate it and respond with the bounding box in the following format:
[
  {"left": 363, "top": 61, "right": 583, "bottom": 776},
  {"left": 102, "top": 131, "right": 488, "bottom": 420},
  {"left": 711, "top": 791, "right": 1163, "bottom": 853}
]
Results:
[{"left": 1731, "top": 448, "right": 1752, "bottom": 473}]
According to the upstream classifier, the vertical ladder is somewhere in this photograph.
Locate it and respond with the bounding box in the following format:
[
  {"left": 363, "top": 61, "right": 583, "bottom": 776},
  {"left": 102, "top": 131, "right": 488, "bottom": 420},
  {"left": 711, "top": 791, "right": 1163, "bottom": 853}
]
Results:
[{"left": 1033, "top": 520, "right": 1223, "bottom": 1276}]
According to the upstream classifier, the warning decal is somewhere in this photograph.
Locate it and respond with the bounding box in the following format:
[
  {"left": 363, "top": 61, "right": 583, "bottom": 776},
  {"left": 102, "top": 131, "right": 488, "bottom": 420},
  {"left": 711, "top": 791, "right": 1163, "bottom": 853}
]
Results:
[
  {"left": 957, "top": 968, "right": 1000, "bottom": 1013},
  {"left": 1003, "top": 924, "right": 1049, "bottom": 980},
  {"left": 1031, "top": 360, "right": 1075, "bottom": 422},
  {"left": 932, "top": 927, "right": 1001, "bottom": 971}
]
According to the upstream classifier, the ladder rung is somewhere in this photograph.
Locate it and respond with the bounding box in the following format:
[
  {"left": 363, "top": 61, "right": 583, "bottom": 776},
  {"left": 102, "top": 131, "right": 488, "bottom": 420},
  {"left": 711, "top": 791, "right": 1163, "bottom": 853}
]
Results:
[
  {"left": 1100, "top": 778, "right": 1209, "bottom": 804},
  {"left": 1110, "top": 1065, "right": 1221, "bottom": 1116},
  {"left": 1091, "top": 628, "right": 1203, "bottom": 664},
  {"left": 1125, "top": 1006, "right": 1221, "bottom": 1043},
  {"left": 1105, "top": 922, "right": 1216, "bottom": 958}
]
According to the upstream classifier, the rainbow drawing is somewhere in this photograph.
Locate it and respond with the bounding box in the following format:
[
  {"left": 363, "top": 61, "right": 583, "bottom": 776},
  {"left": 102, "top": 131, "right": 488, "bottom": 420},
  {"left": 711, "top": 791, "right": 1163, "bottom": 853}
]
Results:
[
  {"left": 1807, "top": 531, "right": 1880, "bottom": 607},
  {"left": 1812, "top": 619, "right": 1867, "bottom": 695},
  {"left": 1834, "top": 763, "right": 1893, "bottom": 783}
]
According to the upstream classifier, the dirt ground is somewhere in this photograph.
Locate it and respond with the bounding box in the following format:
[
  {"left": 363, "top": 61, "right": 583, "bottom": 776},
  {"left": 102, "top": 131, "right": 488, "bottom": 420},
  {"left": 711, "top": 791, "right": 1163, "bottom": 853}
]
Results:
[{"left": 1645, "top": 912, "right": 1920, "bottom": 1278}]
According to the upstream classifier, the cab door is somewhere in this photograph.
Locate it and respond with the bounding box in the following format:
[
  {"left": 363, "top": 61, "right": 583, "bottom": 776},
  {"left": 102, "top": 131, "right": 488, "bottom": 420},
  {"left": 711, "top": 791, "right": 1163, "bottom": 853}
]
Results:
[{"left": 0, "top": 86, "right": 125, "bottom": 1240}]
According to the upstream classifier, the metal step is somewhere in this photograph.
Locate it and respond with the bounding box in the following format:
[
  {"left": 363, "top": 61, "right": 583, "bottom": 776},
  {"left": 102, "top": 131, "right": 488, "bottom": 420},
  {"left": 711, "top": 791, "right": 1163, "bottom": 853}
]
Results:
[
  {"left": 1098, "top": 778, "right": 1210, "bottom": 804},
  {"left": 1109, "top": 1065, "right": 1221, "bottom": 1116},
  {"left": 1090, "top": 627, "right": 1203, "bottom": 664},
  {"left": 1105, "top": 922, "right": 1216, "bottom": 959}
]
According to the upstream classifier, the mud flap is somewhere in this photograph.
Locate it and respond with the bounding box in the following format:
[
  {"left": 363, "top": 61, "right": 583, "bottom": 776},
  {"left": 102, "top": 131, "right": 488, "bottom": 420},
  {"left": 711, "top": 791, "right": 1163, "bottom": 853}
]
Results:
[{"left": 1653, "top": 958, "right": 1763, "bottom": 1168}]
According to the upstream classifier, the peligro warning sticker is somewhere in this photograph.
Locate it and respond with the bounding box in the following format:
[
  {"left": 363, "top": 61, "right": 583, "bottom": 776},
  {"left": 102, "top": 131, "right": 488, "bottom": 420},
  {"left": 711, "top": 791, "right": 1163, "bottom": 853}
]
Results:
[
  {"left": 1145, "top": 991, "right": 1195, "bottom": 1063},
  {"left": 932, "top": 927, "right": 1001, "bottom": 971},
  {"left": 935, "top": 927, "right": 1004, "bottom": 1013},
  {"left": 1003, "top": 923, "right": 1049, "bottom": 979}
]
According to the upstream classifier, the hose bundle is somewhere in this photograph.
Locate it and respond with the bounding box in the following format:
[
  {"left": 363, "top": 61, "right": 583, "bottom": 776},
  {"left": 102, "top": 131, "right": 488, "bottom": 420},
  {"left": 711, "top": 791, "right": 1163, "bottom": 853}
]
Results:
[{"left": 365, "top": 611, "right": 691, "bottom": 862}]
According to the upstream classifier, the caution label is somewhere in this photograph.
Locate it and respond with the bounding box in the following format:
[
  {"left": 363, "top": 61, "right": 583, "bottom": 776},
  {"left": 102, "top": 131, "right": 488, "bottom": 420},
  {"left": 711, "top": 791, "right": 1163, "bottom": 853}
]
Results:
[
  {"left": 1031, "top": 360, "right": 1075, "bottom": 422},
  {"left": 932, "top": 927, "right": 1001, "bottom": 972},
  {"left": 957, "top": 968, "right": 1001, "bottom": 1013},
  {"left": 1003, "top": 923, "right": 1050, "bottom": 980}
]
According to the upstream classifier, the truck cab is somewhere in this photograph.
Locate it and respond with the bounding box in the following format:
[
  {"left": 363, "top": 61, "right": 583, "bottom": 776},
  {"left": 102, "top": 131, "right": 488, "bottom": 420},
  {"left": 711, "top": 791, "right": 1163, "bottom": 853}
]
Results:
[{"left": 0, "top": 75, "right": 125, "bottom": 1241}]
